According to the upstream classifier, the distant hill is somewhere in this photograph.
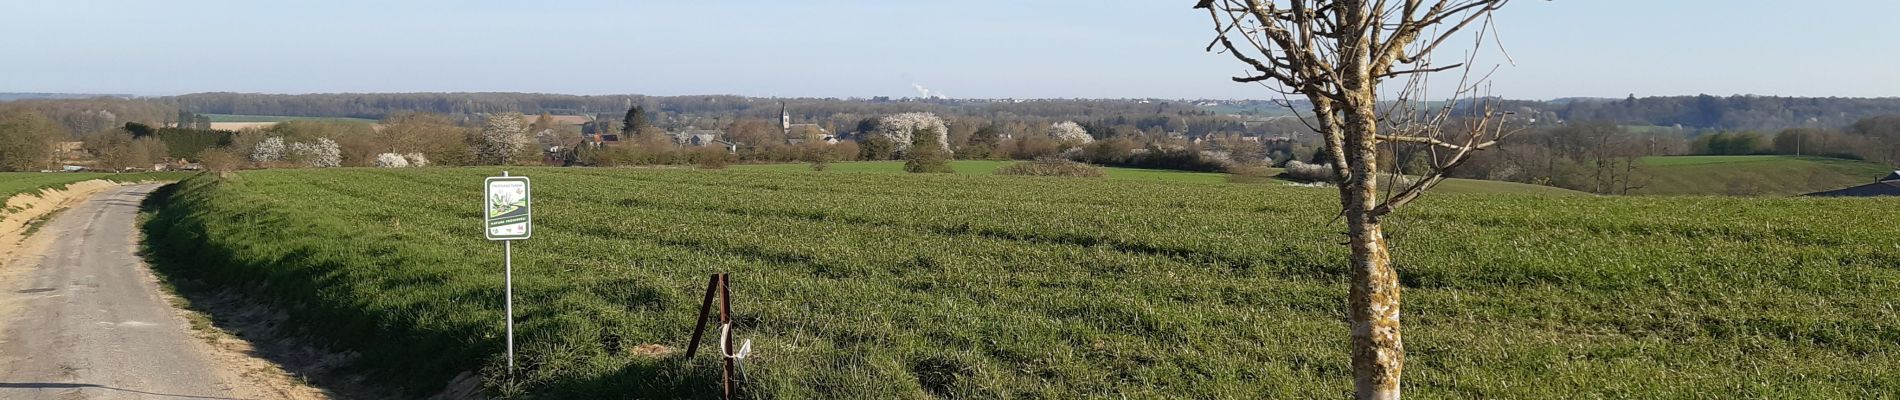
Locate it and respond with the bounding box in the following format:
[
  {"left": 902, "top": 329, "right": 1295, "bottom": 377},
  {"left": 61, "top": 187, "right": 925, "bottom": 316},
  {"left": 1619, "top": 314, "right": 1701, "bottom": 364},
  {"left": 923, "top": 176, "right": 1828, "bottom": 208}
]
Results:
[
  {"left": 1501, "top": 95, "right": 1900, "bottom": 132},
  {"left": 1632, "top": 155, "right": 1896, "bottom": 196},
  {"left": 0, "top": 93, "right": 133, "bottom": 101}
]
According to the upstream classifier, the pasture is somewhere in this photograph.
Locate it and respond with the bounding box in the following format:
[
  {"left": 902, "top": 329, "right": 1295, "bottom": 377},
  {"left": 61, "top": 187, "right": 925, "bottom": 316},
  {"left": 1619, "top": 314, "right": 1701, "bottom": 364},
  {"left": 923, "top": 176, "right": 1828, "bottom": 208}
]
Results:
[
  {"left": 1634, "top": 155, "right": 1894, "bottom": 196},
  {"left": 140, "top": 167, "right": 1899, "bottom": 398}
]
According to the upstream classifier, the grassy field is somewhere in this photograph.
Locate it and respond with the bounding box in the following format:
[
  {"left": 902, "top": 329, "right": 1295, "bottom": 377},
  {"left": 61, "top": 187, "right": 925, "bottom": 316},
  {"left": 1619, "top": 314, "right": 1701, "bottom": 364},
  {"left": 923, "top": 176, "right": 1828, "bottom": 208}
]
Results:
[
  {"left": 736, "top": 160, "right": 1588, "bottom": 196},
  {"left": 138, "top": 167, "right": 1899, "bottom": 398},
  {"left": 1634, "top": 155, "right": 1895, "bottom": 196},
  {"left": 202, "top": 114, "right": 378, "bottom": 123}
]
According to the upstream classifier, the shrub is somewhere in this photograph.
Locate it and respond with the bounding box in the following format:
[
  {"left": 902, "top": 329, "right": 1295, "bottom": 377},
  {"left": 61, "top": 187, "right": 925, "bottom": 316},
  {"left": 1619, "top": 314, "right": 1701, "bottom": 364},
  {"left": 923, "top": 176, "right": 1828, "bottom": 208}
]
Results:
[
  {"left": 871, "top": 112, "right": 950, "bottom": 155},
  {"left": 1225, "top": 165, "right": 1280, "bottom": 184},
  {"left": 859, "top": 135, "right": 897, "bottom": 161},
  {"left": 289, "top": 138, "right": 343, "bottom": 168},
  {"left": 1280, "top": 160, "right": 1336, "bottom": 183},
  {"left": 995, "top": 158, "right": 1105, "bottom": 178},
  {"left": 1077, "top": 138, "right": 1138, "bottom": 165},
  {"left": 1048, "top": 121, "right": 1094, "bottom": 146},
  {"left": 374, "top": 153, "right": 410, "bottom": 168},
  {"left": 196, "top": 148, "right": 241, "bottom": 178},
  {"left": 251, "top": 137, "right": 285, "bottom": 163},
  {"left": 904, "top": 128, "right": 954, "bottom": 173},
  {"left": 1124, "top": 145, "right": 1229, "bottom": 172},
  {"left": 692, "top": 147, "right": 733, "bottom": 170}
]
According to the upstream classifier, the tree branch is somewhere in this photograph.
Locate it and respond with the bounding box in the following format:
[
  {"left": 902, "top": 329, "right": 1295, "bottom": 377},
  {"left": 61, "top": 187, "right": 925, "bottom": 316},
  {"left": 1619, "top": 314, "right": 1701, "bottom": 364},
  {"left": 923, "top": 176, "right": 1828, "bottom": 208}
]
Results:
[{"left": 1375, "top": 134, "right": 1497, "bottom": 152}]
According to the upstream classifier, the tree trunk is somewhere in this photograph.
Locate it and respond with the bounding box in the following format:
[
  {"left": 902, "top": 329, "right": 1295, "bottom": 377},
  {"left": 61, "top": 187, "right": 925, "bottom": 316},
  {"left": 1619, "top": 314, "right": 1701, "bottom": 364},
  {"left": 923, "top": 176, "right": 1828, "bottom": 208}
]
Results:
[
  {"left": 1338, "top": 14, "right": 1404, "bottom": 394},
  {"left": 1345, "top": 210, "right": 1402, "bottom": 399},
  {"left": 1338, "top": 98, "right": 1403, "bottom": 399}
]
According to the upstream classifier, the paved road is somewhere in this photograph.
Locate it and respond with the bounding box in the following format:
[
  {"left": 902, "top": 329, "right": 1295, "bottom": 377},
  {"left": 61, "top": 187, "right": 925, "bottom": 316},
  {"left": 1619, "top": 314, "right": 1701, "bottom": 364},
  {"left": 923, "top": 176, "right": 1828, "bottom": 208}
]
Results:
[{"left": 0, "top": 184, "right": 307, "bottom": 400}]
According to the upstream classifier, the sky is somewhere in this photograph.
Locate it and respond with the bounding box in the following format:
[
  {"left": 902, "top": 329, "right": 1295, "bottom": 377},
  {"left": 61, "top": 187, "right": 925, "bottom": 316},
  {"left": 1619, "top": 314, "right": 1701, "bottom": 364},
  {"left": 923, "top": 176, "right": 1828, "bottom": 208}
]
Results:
[{"left": 2, "top": 0, "right": 1896, "bottom": 100}]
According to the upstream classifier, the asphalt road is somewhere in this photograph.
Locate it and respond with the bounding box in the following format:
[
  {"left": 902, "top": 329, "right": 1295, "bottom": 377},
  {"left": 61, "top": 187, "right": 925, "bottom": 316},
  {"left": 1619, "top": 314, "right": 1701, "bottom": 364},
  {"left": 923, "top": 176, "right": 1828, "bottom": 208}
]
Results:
[{"left": 0, "top": 184, "right": 311, "bottom": 400}]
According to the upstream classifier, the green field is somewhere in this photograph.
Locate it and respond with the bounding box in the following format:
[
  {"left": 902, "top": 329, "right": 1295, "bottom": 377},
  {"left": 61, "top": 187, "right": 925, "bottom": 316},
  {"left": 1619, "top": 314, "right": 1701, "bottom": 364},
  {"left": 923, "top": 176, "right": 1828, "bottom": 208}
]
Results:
[
  {"left": 140, "top": 167, "right": 1898, "bottom": 398},
  {"left": 736, "top": 160, "right": 1588, "bottom": 195},
  {"left": 202, "top": 114, "right": 378, "bottom": 123},
  {"left": 1633, "top": 155, "right": 1895, "bottom": 196}
]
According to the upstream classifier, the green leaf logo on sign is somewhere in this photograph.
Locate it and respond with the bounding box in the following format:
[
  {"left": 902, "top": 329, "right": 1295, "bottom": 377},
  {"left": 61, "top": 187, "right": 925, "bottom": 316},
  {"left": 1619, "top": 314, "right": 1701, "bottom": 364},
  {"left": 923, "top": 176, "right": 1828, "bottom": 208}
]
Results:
[{"left": 484, "top": 176, "right": 532, "bottom": 240}]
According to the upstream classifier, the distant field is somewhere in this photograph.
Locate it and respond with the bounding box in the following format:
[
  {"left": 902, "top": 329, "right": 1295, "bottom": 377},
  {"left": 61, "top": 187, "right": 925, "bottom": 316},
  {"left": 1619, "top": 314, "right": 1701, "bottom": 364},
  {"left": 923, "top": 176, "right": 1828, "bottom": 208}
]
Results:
[
  {"left": 202, "top": 114, "right": 378, "bottom": 123},
  {"left": 1633, "top": 155, "right": 1895, "bottom": 196},
  {"left": 736, "top": 161, "right": 1589, "bottom": 195},
  {"left": 141, "top": 167, "right": 1900, "bottom": 398}
]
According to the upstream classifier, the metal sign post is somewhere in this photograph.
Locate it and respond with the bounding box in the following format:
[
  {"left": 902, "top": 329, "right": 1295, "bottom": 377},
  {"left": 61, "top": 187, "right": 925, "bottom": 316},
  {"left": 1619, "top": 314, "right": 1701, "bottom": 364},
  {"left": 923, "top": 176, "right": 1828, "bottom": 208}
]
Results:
[{"left": 484, "top": 171, "right": 532, "bottom": 373}]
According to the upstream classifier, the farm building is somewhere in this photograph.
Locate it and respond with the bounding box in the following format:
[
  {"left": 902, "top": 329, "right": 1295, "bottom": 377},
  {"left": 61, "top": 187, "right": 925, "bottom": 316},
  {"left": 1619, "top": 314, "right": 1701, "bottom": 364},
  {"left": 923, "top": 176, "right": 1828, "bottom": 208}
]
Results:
[{"left": 1806, "top": 171, "right": 1900, "bottom": 197}]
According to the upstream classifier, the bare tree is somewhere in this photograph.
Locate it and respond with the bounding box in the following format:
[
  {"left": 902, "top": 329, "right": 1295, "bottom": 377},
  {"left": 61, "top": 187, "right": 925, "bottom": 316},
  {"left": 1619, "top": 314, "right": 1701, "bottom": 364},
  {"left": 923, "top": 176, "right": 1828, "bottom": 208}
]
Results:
[{"left": 1195, "top": 1, "right": 1514, "bottom": 398}]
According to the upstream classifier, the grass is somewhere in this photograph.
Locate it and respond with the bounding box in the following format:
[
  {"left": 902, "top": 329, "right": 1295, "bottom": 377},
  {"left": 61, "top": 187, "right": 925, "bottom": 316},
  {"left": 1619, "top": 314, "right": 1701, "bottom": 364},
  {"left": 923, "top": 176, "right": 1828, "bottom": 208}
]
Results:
[
  {"left": 1634, "top": 155, "right": 1895, "bottom": 196},
  {"left": 0, "top": 172, "right": 195, "bottom": 213},
  {"left": 738, "top": 160, "right": 1589, "bottom": 195},
  {"left": 202, "top": 114, "right": 379, "bottom": 123},
  {"left": 138, "top": 167, "right": 1898, "bottom": 398}
]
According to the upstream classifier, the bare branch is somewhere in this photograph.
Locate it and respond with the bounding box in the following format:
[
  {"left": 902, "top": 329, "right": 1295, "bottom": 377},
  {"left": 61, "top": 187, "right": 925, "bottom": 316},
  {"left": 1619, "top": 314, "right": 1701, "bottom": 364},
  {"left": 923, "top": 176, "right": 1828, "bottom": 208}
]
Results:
[{"left": 1376, "top": 134, "right": 1497, "bottom": 152}]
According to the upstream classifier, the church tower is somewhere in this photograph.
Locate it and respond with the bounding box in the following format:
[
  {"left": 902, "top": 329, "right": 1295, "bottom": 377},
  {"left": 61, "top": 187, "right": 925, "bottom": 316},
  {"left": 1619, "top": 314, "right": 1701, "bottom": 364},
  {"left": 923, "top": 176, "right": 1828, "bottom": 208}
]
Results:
[{"left": 779, "top": 102, "right": 791, "bottom": 138}]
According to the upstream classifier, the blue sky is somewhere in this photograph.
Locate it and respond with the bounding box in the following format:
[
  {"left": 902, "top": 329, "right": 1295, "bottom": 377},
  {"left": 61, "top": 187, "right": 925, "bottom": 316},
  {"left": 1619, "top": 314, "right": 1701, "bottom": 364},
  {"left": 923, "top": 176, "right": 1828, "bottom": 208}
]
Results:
[{"left": 2, "top": 0, "right": 1895, "bottom": 99}]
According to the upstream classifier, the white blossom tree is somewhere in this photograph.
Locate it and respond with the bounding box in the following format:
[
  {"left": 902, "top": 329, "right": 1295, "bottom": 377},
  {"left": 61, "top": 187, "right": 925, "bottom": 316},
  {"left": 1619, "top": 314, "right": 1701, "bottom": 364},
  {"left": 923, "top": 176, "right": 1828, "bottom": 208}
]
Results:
[
  {"left": 475, "top": 113, "right": 532, "bottom": 165},
  {"left": 252, "top": 137, "right": 285, "bottom": 163},
  {"left": 290, "top": 138, "right": 342, "bottom": 168},
  {"left": 374, "top": 153, "right": 410, "bottom": 168},
  {"left": 403, "top": 153, "right": 430, "bottom": 167},
  {"left": 869, "top": 112, "right": 951, "bottom": 155},
  {"left": 1048, "top": 121, "right": 1094, "bottom": 145}
]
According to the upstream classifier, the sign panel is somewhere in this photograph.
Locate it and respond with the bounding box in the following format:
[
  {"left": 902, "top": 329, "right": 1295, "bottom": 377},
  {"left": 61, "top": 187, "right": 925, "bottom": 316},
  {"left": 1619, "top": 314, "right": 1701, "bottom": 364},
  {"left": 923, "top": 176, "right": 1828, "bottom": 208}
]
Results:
[{"left": 484, "top": 176, "right": 532, "bottom": 240}]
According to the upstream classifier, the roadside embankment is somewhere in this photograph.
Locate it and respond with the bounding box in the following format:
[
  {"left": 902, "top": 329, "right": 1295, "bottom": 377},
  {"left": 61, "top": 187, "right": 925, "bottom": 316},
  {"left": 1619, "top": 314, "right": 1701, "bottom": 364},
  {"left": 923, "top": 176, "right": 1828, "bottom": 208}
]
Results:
[{"left": 0, "top": 180, "right": 125, "bottom": 263}]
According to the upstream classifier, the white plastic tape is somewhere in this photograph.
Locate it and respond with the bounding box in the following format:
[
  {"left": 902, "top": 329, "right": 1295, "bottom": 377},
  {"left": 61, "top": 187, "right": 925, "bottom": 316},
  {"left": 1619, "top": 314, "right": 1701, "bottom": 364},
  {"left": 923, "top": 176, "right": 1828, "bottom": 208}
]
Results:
[{"left": 719, "top": 322, "right": 752, "bottom": 360}]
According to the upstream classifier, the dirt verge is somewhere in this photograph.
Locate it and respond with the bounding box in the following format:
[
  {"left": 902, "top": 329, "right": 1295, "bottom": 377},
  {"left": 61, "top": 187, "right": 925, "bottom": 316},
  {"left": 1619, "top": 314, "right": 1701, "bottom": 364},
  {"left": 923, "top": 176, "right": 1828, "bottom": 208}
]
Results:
[{"left": 0, "top": 180, "right": 122, "bottom": 264}]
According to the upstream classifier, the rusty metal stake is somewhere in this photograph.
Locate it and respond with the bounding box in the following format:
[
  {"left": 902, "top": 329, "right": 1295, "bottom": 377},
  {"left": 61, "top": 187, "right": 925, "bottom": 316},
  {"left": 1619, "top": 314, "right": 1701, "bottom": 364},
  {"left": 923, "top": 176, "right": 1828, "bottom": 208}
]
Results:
[
  {"left": 685, "top": 274, "right": 720, "bottom": 358},
  {"left": 719, "top": 273, "right": 734, "bottom": 400},
  {"left": 682, "top": 273, "right": 738, "bottom": 400}
]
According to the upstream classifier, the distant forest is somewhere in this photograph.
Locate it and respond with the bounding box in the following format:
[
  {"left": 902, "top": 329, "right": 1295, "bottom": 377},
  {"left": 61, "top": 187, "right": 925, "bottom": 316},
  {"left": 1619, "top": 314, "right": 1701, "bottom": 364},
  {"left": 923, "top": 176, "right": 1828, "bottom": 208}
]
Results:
[{"left": 1499, "top": 95, "right": 1900, "bottom": 131}]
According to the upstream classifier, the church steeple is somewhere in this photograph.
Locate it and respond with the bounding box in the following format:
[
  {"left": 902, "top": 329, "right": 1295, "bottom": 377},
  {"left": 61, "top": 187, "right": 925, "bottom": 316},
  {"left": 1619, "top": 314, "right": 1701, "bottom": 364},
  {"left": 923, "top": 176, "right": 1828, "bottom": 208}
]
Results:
[{"left": 779, "top": 101, "right": 791, "bottom": 137}]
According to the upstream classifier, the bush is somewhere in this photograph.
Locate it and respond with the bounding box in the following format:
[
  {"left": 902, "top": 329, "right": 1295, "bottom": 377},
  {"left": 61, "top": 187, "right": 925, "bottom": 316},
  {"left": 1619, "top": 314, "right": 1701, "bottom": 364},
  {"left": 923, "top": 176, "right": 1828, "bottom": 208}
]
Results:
[
  {"left": 1225, "top": 165, "right": 1279, "bottom": 184},
  {"left": 1280, "top": 160, "right": 1336, "bottom": 183},
  {"left": 374, "top": 153, "right": 411, "bottom": 168},
  {"left": 1126, "top": 145, "right": 1229, "bottom": 172},
  {"left": 859, "top": 136, "right": 897, "bottom": 161},
  {"left": 995, "top": 158, "right": 1105, "bottom": 178},
  {"left": 196, "top": 148, "right": 241, "bottom": 178},
  {"left": 904, "top": 128, "right": 954, "bottom": 173},
  {"left": 1077, "top": 138, "right": 1138, "bottom": 165},
  {"left": 691, "top": 147, "right": 733, "bottom": 170}
]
